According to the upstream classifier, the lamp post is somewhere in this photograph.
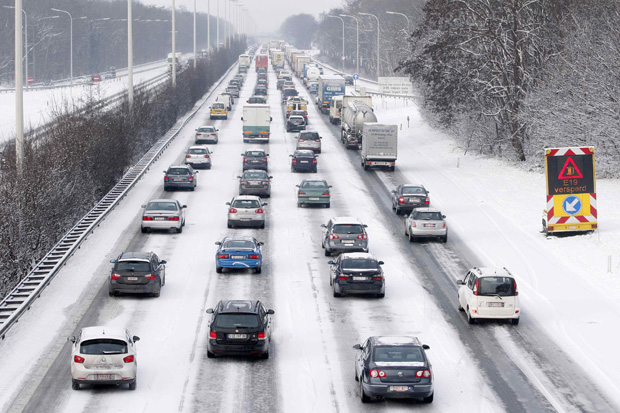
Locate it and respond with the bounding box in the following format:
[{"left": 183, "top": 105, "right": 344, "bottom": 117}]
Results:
[
  {"left": 207, "top": 0, "right": 210, "bottom": 52},
  {"left": 4, "top": 6, "right": 28, "bottom": 89},
  {"left": 193, "top": 0, "right": 197, "bottom": 69},
  {"left": 51, "top": 8, "right": 87, "bottom": 86},
  {"left": 217, "top": 0, "right": 220, "bottom": 50},
  {"left": 359, "top": 12, "right": 380, "bottom": 79},
  {"left": 326, "top": 15, "right": 345, "bottom": 73},
  {"left": 171, "top": 0, "right": 176, "bottom": 87},
  {"left": 128, "top": 0, "right": 133, "bottom": 109},
  {"left": 386, "top": 11, "right": 410, "bottom": 33},
  {"left": 340, "top": 14, "right": 359, "bottom": 76},
  {"left": 14, "top": 0, "right": 23, "bottom": 175}
]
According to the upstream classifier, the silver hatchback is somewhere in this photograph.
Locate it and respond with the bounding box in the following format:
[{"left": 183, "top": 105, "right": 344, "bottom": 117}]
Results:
[
  {"left": 185, "top": 146, "right": 212, "bottom": 169},
  {"left": 405, "top": 208, "right": 448, "bottom": 242},
  {"left": 321, "top": 217, "right": 369, "bottom": 256},
  {"left": 141, "top": 199, "right": 186, "bottom": 233},
  {"left": 195, "top": 126, "right": 219, "bottom": 144},
  {"left": 227, "top": 195, "right": 267, "bottom": 229},
  {"left": 238, "top": 170, "right": 272, "bottom": 197},
  {"left": 296, "top": 131, "right": 322, "bottom": 153}
]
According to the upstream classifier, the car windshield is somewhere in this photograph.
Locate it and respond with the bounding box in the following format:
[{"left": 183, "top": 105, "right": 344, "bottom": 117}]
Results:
[
  {"left": 333, "top": 224, "right": 363, "bottom": 234},
  {"left": 146, "top": 202, "right": 178, "bottom": 211},
  {"left": 213, "top": 103, "right": 225, "bottom": 109},
  {"left": 116, "top": 261, "right": 150, "bottom": 272},
  {"left": 402, "top": 186, "right": 425, "bottom": 195},
  {"left": 373, "top": 346, "right": 424, "bottom": 363},
  {"left": 249, "top": 98, "right": 264, "bottom": 103},
  {"left": 415, "top": 212, "right": 442, "bottom": 220},
  {"left": 301, "top": 181, "right": 327, "bottom": 189},
  {"left": 214, "top": 314, "right": 260, "bottom": 328},
  {"left": 291, "top": 117, "right": 304, "bottom": 122},
  {"left": 478, "top": 277, "right": 516, "bottom": 296},
  {"left": 167, "top": 168, "right": 190, "bottom": 175},
  {"left": 246, "top": 151, "right": 265, "bottom": 157},
  {"left": 244, "top": 172, "right": 267, "bottom": 179},
  {"left": 232, "top": 199, "right": 260, "bottom": 209},
  {"left": 198, "top": 127, "right": 214, "bottom": 133},
  {"left": 188, "top": 148, "right": 207, "bottom": 155},
  {"left": 341, "top": 258, "right": 379, "bottom": 271},
  {"left": 300, "top": 132, "right": 319, "bottom": 139},
  {"left": 223, "top": 240, "right": 255, "bottom": 249},
  {"left": 81, "top": 339, "right": 128, "bottom": 355},
  {"left": 283, "top": 89, "right": 298, "bottom": 96}
]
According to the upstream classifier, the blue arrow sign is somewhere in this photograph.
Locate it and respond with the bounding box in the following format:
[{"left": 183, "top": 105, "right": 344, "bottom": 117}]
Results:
[
  {"left": 352, "top": 73, "right": 359, "bottom": 80},
  {"left": 562, "top": 195, "right": 582, "bottom": 215}
]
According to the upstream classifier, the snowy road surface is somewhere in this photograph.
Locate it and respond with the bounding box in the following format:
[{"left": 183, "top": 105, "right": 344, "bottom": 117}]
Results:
[{"left": 0, "top": 56, "right": 618, "bottom": 413}]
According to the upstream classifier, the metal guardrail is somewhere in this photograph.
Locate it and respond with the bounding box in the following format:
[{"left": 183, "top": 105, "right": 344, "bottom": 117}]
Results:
[{"left": 0, "top": 61, "right": 238, "bottom": 340}]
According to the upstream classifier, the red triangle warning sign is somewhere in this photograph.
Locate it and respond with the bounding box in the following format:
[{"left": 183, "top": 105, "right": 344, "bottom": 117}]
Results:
[{"left": 558, "top": 157, "right": 583, "bottom": 179}]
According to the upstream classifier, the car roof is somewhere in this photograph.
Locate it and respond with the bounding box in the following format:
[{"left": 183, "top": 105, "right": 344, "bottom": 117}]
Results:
[
  {"left": 188, "top": 145, "right": 209, "bottom": 150},
  {"left": 471, "top": 267, "right": 514, "bottom": 278},
  {"left": 118, "top": 251, "right": 152, "bottom": 261},
  {"left": 294, "top": 149, "right": 315, "bottom": 155},
  {"left": 331, "top": 216, "right": 363, "bottom": 225},
  {"left": 301, "top": 179, "right": 327, "bottom": 183},
  {"left": 168, "top": 165, "right": 191, "bottom": 169},
  {"left": 412, "top": 207, "right": 442, "bottom": 213},
  {"left": 243, "top": 169, "right": 268, "bottom": 174},
  {"left": 402, "top": 184, "right": 425, "bottom": 189},
  {"left": 147, "top": 198, "right": 177, "bottom": 204},
  {"left": 233, "top": 195, "right": 262, "bottom": 201},
  {"left": 80, "top": 326, "right": 128, "bottom": 341},
  {"left": 245, "top": 149, "right": 265, "bottom": 154},
  {"left": 218, "top": 300, "right": 260, "bottom": 314},
  {"left": 221, "top": 235, "right": 257, "bottom": 243},
  {"left": 198, "top": 125, "right": 216, "bottom": 129},
  {"left": 370, "top": 336, "right": 422, "bottom": 347},
  {"left": 290, "top": 115, "right": 304, "bottom": 119},
  {"left": 340, "top": 252, "right": 377, "bottom": 260}
]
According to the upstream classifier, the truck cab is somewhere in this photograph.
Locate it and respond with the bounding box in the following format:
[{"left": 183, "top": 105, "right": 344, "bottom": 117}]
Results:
[{"left": 329, "top": 96, "right": 344, "bottom": 125}]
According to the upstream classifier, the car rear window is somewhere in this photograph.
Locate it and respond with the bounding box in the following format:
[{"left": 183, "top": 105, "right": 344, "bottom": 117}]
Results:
[
  {"left": 116, "top": 261, "right": 150, "bottom": 272},
  {"left": 188, "top": 148, "right": 207, "bottom": 155},
  {"left": 402, "top": 186, "right": 426, "bottom": 195},
  {"left": 223, "top": 240, "right": 255, "bottom": 249},
  {"left": 146, "top": 202, "right": 178, "bottom": 211},
  {"left": 301, "top": 181, "right": 327, "bottom": 189},
  {"left": 415, "top": 212, "right": 442, "bottom": 220},
  {"left": 478, "top": 277, "right": 516, "bottom": 296},
  {"left": 198, "top": 127, "right": 214, "bottom": 133},
  {"left": 341, "top": 259, "right": 379, "bottom": 271},
  {"left": 232, "top": 200, "right": 260, "bottom": 209},
  {"left": 167, "top": 168, "right": 190, "bottom": 175},
  {"left": 214, "top": 314, "right": 260, "bottom": 328},
  {"left": 246, "top": 151, "right": 265, "bottom": 157},
  {"left": 295, "top": 151, "right": 314, "bottom": 157},
  {"left": 300, "top": 132, "right": 319, "bottom": 139},
  {"left": 373, "top": 346, "right": 424, "bottom": 363},
  {"left": 81, "top": 339, "right": 127, "bottom": 355},
  {"left": 213, "top": 103, "right": 225, "bottom": 109},
  {"left": 333, "top": 224, "right": 364, "bottom": 234},
  {"left": 244, "top": 172, "right": 267, "bottom": 179}
]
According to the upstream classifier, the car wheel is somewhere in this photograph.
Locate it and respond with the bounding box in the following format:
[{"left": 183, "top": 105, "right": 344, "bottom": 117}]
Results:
[
  {"left": 408, "top": 232, "right": 414, "bottom": 243},
  {"left": 511, "top": 318, "right": 520, "bottom": 326},
  {"left": 227, "top": 222, "right": 233, "bottom": 229},
  {"left": 164, "top": 187, "right": 169, "bottom": 192},
  {"left": 312, "top": 168, "right": 317, "bottom": 173},
  {"left": 458, "top": 295, "right": 464, "bottom": 311},
  {"left": 442, "top": 234, "right": 448, "bottom": 243},
  {"left": 153, "top": 285, "right": 161, "bottom": 297},
  {"left": 377, "top": 293, "right": 385, "bottom": 298},
  {"left": 109, "top": 291, "right": 114, "bottom": 297},
  {"left": 162, "top": 275, "right": 166, "bottom": 286},
  {"left": 255, "top": 267, "right": 262, "bottom": 274},
  {"left": 190, "top": 187, "right": 195, "bottom": 192},
  {"left": 333, "top": 284, "right": 341, "bottom": 298},
  {"left": 261, "top": 350, "right": 269, "bottom": 360},
  {"left": 360, "top": 380, "right": 371, "bottom": 403},
  {"left": 177, "top": 226, "right": 183, "bottom": 234},
  {"left": 326, "top": 203, "right": 330, "bottom": 208},
  {"left": 129, "top": 378, "right": 137, "bottom": 391},
  {"left": 297, "top": 202, "right": 301, "bottom": 208},
  {"left": 141, "top": 226, "right": 148, "bottom": 234},
  {"left": 395, "top": 207, "right": 401, "bottom": 215},
  {"left": 260, "top": 222, "right": 265, "bottom": 229},
  {"left": 72, "top": 380, "right": 80, "bottom": 391},
  {"left": 466, "top": 307, "right": 475, "bottom": 324},
  {"left": 324, "top": 248, "right": 331, "bottom": 257},
  {"left": 423, "top": 392, "right": 434, "bottom": 403},
  {"left": 355, "top": 370, "right": 359, "bottom": 381},
  {"left": 216, "top": 266, "right": 223, "bottom": 273},
  {"left": 207, "top": 350, "right": 215, "bottom": 359}
]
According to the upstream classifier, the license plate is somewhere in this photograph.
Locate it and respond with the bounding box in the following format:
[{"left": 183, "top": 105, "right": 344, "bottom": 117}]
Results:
[
  {"left": 309, "top": 197, "right": 320, "bottom": 200},
  {"left": 240, "top": 218, "right": 251, "bottom": 221},
  {"left": 250, "top": 181, "right": 260, "bottom": 185},
  {"left": 227, "top": 334, "right": 247, "bottom": 339},
  {"left": 231, "top": 255, "right": 244, "bottom": 259},
  {"left": 154, "top": 217, "right": 165, "bottom": 221},
  {"left": 423, "top": 223, "right": 436, "bottom": 227},
  {"left": 300, "top": 160, "right": 308, "bottom": 163},
  {"left": 390, "top": 386, "right": 409, "bottom": 392},
  {"left": 173, "top": 178, "right": 183, "bottom": 182},
  {"left": 353, "top": 276, "right": 367, "bottom": 281},
  {"left": 96, "top": 374, "right": 114, "bottom": 380},
  {"left": 127, "top": 277, "right": 138, "bottom": 281},
  {"left": 342, "top": 240, "right": 354, "bottom": 244},
  {"left": 488, "top": 302, "right": 505, "bottom": 307},
  {"left": 251, "top": 160, "right": 259, "bottom": 163}
]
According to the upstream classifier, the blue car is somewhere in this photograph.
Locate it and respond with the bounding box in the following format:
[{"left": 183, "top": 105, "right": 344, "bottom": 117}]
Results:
[{"left": 215, "top": 236, "right": 263, "bottom": 274}]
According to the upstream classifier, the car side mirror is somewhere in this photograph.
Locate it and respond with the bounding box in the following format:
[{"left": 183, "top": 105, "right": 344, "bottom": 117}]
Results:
[
  {"left": 391, "top": 190, "right": 396, "bottom": 193},
  {"left": 226, "top": 202, "right": 231, "bottom": 205},
  {"left": 133, "top": 336, "right": 141, "bottom": 342},
  {"left": 262, "top": 203, "right": 268, "bottom": 206},
  {"left": 258, "top": 242, "right": 264, "bottom": 246},
  {"left": 206, "top": 309, "right": 214, "bottom": 314},
  {"left": 327, "top": 260, "right": 334, "bottom": 265},
  {"left": 320, "top": 224, "right": 327, "bottom": 228},
  {"left": 216, "top": 129, "right": 219, "bottom": 131},
  {"left": 456, "top": 280, "right": 465, "bottom": 285},
  {"left": 141, "top": 204, "right": 146, "bottom": 208},
  {"left": 363, "top": 225, "right": 368, "bottom": 228},
  {"left": 442, "top": 215, "right": 446, "bottom": 219},
  {"left": 109, "top": 259, "right": 116, "bottom": 263},
  {"left": 267, "top": 309, "right": 275, "bottom": 315},
  {"left": 328, "top": 185, "right": 333, "bottom": 188},
  {"left": 182, "top": 205, "right": 187, "bottom": 208},
  {"left": 289, "top": 154, "right": 293, "bottom": 157},
  {"left": 68, "top": 336, "right": 76, "bottom": 343},
  {"left": 295, "top": 184, "right": 300, "bottom": 187},
  {"left": 215, "top": 241, "right": 221, "bottom": 245},
  {"left": 195, "top": 171, "right": 200, "bottom": 174},
  {"left": 352, "top": 344, "right": 362, "bottom": 350},
  {"left": 241, "top": 117, "right": 244, "bottom": 121},
  {"left": 270, "top": 117, "right": 273, "bottom": 122},
  {"left": 266, "top": 154, "right": 270, "bottom": 156},
  {"left": 269, "top": 176, "right": 273, "bottom": 179},
  {"left": 378, "top": 261, "right": 384, "bottom": 265},
  {"left": 237, "top": 176, "right": 242, "bottom": 179},
  {"left": 163, "top": 171, "right": 167, "bottom": 173},
  {"left": 160, "top": 260, "right": 167, "bottom": 265},
  {"left": 422, "top": 344, "right": 430, "bottom": 350}
]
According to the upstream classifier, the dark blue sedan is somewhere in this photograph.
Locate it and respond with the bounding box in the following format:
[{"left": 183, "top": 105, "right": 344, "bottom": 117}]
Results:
[{"left": 215, "top": 236, "right": 263, "bottom": 274}]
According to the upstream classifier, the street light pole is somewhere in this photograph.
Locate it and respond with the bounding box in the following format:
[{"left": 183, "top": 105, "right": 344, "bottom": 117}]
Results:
[
  {"left": 4, "top": 6, "right": 28, "bottom": 88},
  {"left": 128, "top": 0, "right": 133, "bottom": 109},
  {"left": 14, "top": 0, "right": 24, "bottom": 175},
  {"left": 359, "top": 12, "right": 380, "bottom": 79},
  {"left": 340, "top": 14, "right": 359, "bottom": 76},
  {"left": 386, "top": 11, "right": 410, "bottom": 32},
  {"left": 51, "top": 8, "right": 76, "bottom": 85},
  {"left": 193, "top": 0, "right": 197, "bottom": 69},
  {"left": 217, "top": 0, "right": 220, "bottom": 50},
  {"left": 171, "top": 0, "right": 176, "bottom": 87},
  {"left": 326, "top": 15, "right": 345, "bottom": 73},
  {"left": 207, "top": 0, "right": 210, "bottom": 52}
]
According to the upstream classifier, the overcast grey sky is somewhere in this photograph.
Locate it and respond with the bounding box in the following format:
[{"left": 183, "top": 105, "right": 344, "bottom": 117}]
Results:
[{"left": 139, "top": 0, "right": 340, "bottom": 33}]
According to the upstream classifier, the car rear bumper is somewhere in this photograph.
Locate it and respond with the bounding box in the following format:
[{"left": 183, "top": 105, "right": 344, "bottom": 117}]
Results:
[
  {"left": 71, "top": 365, "right": 137, "bottom": 382},
  {"left": 210, "top": 114, "right": 227, "bottom": 119},
  {"left": 471, "top": 309, "right": 520, "bottom": 320},
  {"left": 228, "top": 218, "right": 265, "bottom": 227},
  {"left": 292, "top": 164, "right": 316, "bottom": 172},
  {"left": 185, "top": 160, "right": 211, "bottom": 168},
  {"left": 326, "top": 242, "right": 368, "bottom": 253},
  {"left": 164, "top": 182, "right": 194, "bottom": 189},
  {"left": 409, "top": 227, "right": 447, "bottom": 237},
  {"left": 216, "top": 258, "right": 261, "bottom": 269},
  {"left": 142, "top": 220, "right": 182, "bottom": 230},
  {"left": 109, "top": 281, "right": 160, "bottom": 294},
  {"left": 363, "top": 382, "right": 433, "bottom": 399},
  {"left": 244, "top": 136, "right": 270, "bottom": 142},
  {"left": 298, "top": 196, "right": 329, "bottom": 204},
  {"left": 335, "top": 282, "right": 384, "bottom": 295},
  {"left": 208, "top": 340, "right": 268, "bottom": 356}
]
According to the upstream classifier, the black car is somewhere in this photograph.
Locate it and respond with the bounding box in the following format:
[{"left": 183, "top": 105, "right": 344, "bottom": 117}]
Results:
[
  {"left": 328, "top": 253, "right": 385, "bottom": 298},
  {"left": 353, "top": 336, "right": 433, "bottom": 403},
  {"left": 206, "top": 300, "right": 274, "bottom": 359},
  {"left": 276, "top": 79, "right": 285, "bottom": 90},
  {"left": 254, "top": 85, "right": 267, "bottom": 96},
  {"left": 257, "top": 73, "right": 268, "bottom": 82},
  {"left": 247, "top": 96, "right": 267, "bottom": 104},
  {"left": 286, "top": 115, "right": 306, "bottom": 132},
  {"left": 229, "top": 79, "right": 241, "bottom": 88},
  {"left": 242, "top": 150, "right": 269, "bottom": 171},
  {"left": 390, "top": 184, "right": 430, "bottom": 215},
  {"left": 281, "top": 88, "right": 299, "bottom": 103},
  {"left": 290, "top": 150, "right": 317, "bottom": 173},
  {"left": 109, "top": 251, "right": 166, "bottom": 297},
  {"left": 345, "top": 75, "right": 354, "bottom": 85},
  {"left": 257, "top": 79, "right": 268, "bottom": 89},
  {"left": 238, "top": 170, "right": 272, "bottom": 197}
]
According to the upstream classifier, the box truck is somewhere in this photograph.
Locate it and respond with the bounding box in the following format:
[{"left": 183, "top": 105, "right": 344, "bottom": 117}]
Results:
[
  {"left": 361, "top": 123, "right": 398, "bottom": 170},
  {"left": 318, "top": 75, "right": 345, "bottom": 114},
  {"left": 242, "top": 104, "right": 272, "bottom": 143}
]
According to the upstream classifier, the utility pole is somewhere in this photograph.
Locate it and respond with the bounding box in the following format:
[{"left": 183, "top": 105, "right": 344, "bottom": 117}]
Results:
[
  {"left": 207, "top": 0, "right": 210, "bottom": 52},
  {"left": 128, "top": 0, "right": 134, "bottom": 109},
  {"left": 15, "top": 0, "right": 24, "bottom": 175},
  {"left": 193, "top": 0, "right": 197, "bottom": 69},
  {"left": 171, "top": 0, "right": 176, "bottom": 87},
  {"left": 217, "top": 0, "right": 220, "bottom": 50}
]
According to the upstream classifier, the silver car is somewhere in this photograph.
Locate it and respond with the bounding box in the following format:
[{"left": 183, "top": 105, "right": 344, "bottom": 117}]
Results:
[
  {"left": 321, "top": 217, "right": 369, "bottom": 256},
  {"left": 185, "top": 146, "right": 212, "bottom": 169},
  {"left": 163, "top": 165, "right": 198, "bottom": 191},
  {"left": 405, "top": 208, "right": 448, "bottom": 242},
  {"left": 296, "top": 131, "right": 322, "bottom": 153},
  {"left": 141, "top": 199, "right": 186, "bottom": 233},
  {"left": 239, "top": 170, "right": 272, "bottom": 197},
  {"left": 227, "top": 195, "right": 267, "bottom": 229},
  {"left": 195, "top": 126, "right": 218, "bottom": 144}
]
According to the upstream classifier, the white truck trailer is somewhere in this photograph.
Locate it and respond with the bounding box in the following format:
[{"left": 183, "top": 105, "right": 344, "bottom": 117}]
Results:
[{"left": 361, "top": 123, "right": 398, "bottom": 171}]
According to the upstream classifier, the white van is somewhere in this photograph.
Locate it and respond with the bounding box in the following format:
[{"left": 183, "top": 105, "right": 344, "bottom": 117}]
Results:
[{"left": 216, "top": 94, "right": 232, "bottom": 111}]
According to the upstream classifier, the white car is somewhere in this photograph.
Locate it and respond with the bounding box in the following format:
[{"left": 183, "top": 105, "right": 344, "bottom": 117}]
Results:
[
  {"left": 195, "top": 126, "right": 218, "bottom": 144},
  {"left": 226, "top": 195, "right": 267, "bottom": 229},
  {"left": 457, "top": 267, "right": 520, "bottom": 325},
  {"left": 185, "top": 145, "right": 212, "bottom": 169},
  {"left": 404, "top": 208, "right": 448, "bottom": 242},
  {"left": 69, "top": 326, "right": 139, "bottom": 390},
  {"left": 141, "top": 199, "right": 186, "bottom": 233}
]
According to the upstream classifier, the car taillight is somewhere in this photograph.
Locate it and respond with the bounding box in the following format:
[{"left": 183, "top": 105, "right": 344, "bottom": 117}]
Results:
[
  {"left": 256, "top": 208, "right": 264, "bottom": 214},
  {"left": 74, "top": 355, "right": 85, "bottom": 363},
  {"left": 145, "top": 274, "right": 156, "bottom": 280},
  {"left": 217, "top": 254, "right": 229, "bottom": 259},
  {"left": 209, "top": 330, "right": 217, "bottom": 339},
  {"left": 189, "top": 176, "right": 194, "bottom": 181},
  {"left": 398, "top": 196, "right": 404, "bottom": 204},
  {"left": 196, "top": 133, "right": 202, "bottom": 136},
  {"left": 262, "top": 181, "right": 269, "bottom": 185},
  {"left": 415, "top": 369, "right": 432, "bottom": 378},
  {"left": 204, "top": 154, "right": 210, "bottom": 158},
  {"left": 299, "top": 138, "right": 305, "bottom": 142},
  {"left": 314, "top": 139, "right": 320, "bottom": 142},
  {"left": 263, "top": 158, "right": 268, "bottom": 162},
  {"left": 248, "top": 254, "right": 260, "bottom": 259},
  {"left": 369, "top": 369, "right": 386, "bottom": 378},
  {"left": 168, "top": 216, "right": 180, "bottom": 221},
  {"left": 123, "top": 355, "right": 134, "bottom": 363},
  {"left": 372, "top": 276, "right": 383, "bottom": 281},
  {"left": 312, "top": 159, "right": 317, "bottom": 164},
  {"left": 292, "top": 159, "right": 297, "bottom": 164},
  {"left": 229, "top": 208, "right": 237, "bottom": 213},
  {"left": 338, "top": 275, "right": 349, "bottom": 281},
  {"left": 111, "top": 273, "right": 120, "bottom": 280},
  {"left": 367, "top": 161, "right": 372, "bottom": 165},
  {"left": 329, "top": 234, "right": 339, "bottom": 239},
  {"left": 473, "top": 279, "right": 479, "bottom": 296},
  {"left": 257, "top": 332, "right": 266, "bottom": 341},
  {"left": 164, "top": 176, "right": 169, "bottom": 181},
  {"left": 186, "top": 154, "right": 192, "bottom": 158},
  {"left": 442, "top": 222, "right": 446, "bottom": 228},
  {"left": 514, "top": 280, "right": 518, "bottom": 296},
  {"left": 142, "top": 216, "right": 153, "bottom": 221},
  {"left": 322, "top": 192, "right": 329, "bottom": 196},
  {"left": 411, "top": 222, "right": 417, "bottom": 227},
  {"left": 299, "top": 192, "right": 306, "bottom": 195},
  {"left": 243, "top": 157, "right": 247, "bottom": 162},
  {"left": 357, "top": 234, "right": 367, "bottom": 240},
  {"left": 425, "top": 197, "right": 430, "bottom": 204}
]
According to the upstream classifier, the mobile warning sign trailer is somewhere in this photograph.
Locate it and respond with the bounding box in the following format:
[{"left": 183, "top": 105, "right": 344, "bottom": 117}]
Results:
[{"left": 543, "top": 147, "right": 597, "bottom": 234}]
